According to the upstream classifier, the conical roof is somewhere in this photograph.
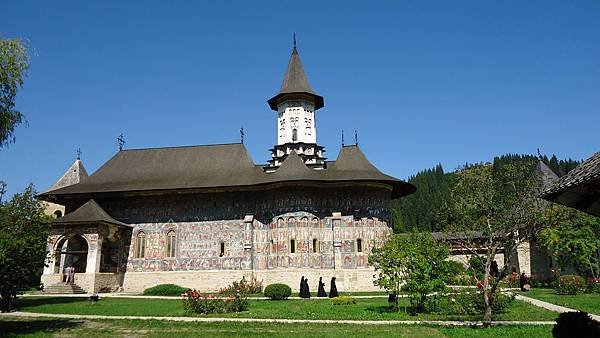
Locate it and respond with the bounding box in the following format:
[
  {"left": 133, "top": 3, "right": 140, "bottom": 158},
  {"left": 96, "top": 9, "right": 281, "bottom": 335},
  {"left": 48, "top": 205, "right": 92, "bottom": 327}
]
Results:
[
  {"left": 268, "top": 47, "right": 324, "bottom": 111},
  {"left": 271, "top": 151, "right": 315, "bottom": 178},
  {"left": 46, "top": 159, "right": 88, "bottom": 193},
  {"left": 536, "top": 160, "right": 559, "bottom": 190}
]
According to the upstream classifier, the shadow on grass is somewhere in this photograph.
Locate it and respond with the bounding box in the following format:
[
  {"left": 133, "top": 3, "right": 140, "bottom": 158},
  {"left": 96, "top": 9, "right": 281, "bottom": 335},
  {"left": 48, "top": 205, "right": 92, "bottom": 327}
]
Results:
[
  {"left": 0, "top": 318, "right": 84, "bottom": 336},
  {"left": 14, "top": 296, "right": 86, "bottom": 309}
]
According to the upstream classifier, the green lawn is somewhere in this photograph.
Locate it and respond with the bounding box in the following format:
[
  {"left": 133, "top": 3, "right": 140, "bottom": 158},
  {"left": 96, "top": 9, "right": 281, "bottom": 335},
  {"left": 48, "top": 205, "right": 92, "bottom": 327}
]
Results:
[
  {"left": 0, "top": 317, "right": 554, "bottom": 337},
  {"left": 522, "top": 288, "right": 600, "bottom": 315},
  {"left": 13, "top": 296, "right": 558, "bottom": 321}
]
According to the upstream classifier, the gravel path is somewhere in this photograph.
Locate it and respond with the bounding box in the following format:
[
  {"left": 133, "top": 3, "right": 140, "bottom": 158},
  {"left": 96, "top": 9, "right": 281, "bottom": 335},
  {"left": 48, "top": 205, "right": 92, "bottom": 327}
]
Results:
[
  {"left": 515, "top": 294, "right": 600, "bottom": 321},
  {"left": 1, "top": 311, "right": 554, "bottom": 326}
]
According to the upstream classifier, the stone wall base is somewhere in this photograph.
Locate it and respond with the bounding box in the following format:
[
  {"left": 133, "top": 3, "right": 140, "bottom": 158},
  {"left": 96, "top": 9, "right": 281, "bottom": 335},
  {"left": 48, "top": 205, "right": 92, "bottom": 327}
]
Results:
[
  {"left": 41, "top": 273, "right": 123, "bottom": 293},
  {"left": 122, "top": 268, "right": 382, "bottom": 293}
]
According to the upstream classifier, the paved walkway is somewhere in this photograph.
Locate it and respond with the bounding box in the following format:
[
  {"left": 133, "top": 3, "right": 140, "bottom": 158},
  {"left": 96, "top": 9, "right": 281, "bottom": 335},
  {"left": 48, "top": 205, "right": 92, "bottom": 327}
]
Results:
[
  {"left": 1, "top": 311, "right": 554, "bottom": 326},
  {"left": 515, "top": 294, "right": 600, "bottom": 322},
  {"left": 23, "top": 293, "right": 390, "bottom": 300}
]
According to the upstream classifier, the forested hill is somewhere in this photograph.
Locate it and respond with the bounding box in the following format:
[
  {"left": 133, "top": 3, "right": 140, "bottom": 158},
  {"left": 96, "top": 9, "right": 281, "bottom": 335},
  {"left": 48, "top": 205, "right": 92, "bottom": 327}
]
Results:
[{"left": 392, "top": 154, "right": 580, "bottom": 233}]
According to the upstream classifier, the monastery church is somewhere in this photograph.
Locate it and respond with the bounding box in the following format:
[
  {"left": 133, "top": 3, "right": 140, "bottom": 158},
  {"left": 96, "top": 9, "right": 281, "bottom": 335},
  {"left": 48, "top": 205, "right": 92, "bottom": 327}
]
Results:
[{"left": 38, "top": 44, "right": 416, "bottom": 293}]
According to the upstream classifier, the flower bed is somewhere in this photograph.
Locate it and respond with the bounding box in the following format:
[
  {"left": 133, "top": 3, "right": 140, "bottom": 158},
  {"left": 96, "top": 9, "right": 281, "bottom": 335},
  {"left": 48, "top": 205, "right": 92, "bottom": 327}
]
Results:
[{"left": 182, "top": 289, "right": 248, "bottom": 314}]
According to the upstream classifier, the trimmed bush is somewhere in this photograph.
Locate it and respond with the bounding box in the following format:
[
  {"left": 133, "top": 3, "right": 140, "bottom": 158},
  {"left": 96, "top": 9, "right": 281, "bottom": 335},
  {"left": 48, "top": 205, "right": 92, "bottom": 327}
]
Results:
[
  {"left": 264, "top": 283, "right": 292, "bottom": 300},
  {"left": 331, "top": 295, "right": 356, "bottom": 305},
  {"left": 556, "top": 275, "right": 586, "bottom": 295},
  {"left": 552, "top": 311, "right": 600, "bottom": 338},
  {"left": 587, "top": 281, "right": 600, "bottom": 294},
  {"left": 143, "top": 284, "right": 188, "bottom": 296}
]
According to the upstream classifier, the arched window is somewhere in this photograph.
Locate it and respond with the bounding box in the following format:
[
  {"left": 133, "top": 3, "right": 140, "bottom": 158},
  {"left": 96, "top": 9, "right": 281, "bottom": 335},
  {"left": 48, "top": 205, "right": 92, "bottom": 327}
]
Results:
[
  {"left": 166, "top": 230, "right": 176, "bottom": 258},
  {"left": 219, "top": 242, "right": 225, "bottom": 257},
  {"left": 135, "top": 232, "right": 146, "bottom": 258},
  {"left": 53, "top": 210, "right": 62, "bottom": 218},
  {"left": 292, "top": 128, "right": 298, "bottom": 142},
  {"left": 269, "top": 239, "right": 275, "bottom": 254},
  {"left": 290, "top": 239, "right": 296, "bottom": 254},
  {"left": 313, "top": 238, "right": 319, "bottom": 253},
  {"left": 357, "top": 238, "right": 363, "bottom": 253}
]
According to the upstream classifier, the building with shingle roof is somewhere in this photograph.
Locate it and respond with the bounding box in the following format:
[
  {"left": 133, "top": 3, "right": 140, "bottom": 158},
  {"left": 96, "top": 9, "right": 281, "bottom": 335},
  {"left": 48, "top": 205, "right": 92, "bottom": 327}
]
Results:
[
  {"left": 38, "top": 44, "right": 415, "bottom": 294},
  {"left": 540, "top": 151, "right": 600, "bottom": 216}
]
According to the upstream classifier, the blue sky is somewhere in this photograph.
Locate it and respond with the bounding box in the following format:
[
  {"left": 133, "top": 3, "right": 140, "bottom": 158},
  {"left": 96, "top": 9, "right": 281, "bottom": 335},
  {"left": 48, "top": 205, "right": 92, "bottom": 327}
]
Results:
[{"left": 1, "top": 1, "right": 599, "bottom": 197}]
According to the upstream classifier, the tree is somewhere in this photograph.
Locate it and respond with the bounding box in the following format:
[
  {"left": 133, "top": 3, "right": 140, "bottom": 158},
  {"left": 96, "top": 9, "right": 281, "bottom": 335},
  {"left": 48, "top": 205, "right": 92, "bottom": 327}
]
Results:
[
  {"left": 446, "top": 160, "right": 547, "bottom": 325},
  {"left": 538, "top": 204, "right": 600, "bottom": 278},
  {"left": 369, "top": 232, "right": 450, "bottom": 313},
  {"left": 0, "top": 184, "right": 49, "bottom": 312},
  {"left": 0, "top": 36, "right": 30, "bottom": 148}
]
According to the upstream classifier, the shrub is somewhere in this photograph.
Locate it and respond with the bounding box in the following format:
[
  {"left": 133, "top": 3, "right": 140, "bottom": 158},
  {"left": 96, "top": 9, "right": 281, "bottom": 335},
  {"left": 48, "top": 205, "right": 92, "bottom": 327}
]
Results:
[
  {"left": 587, "top": 281, "right": 600, "bottom": 294},
  {"left": 331, "top": 296, "right": 356, "bottom": 305},
  {"left": 503, "top": 272, "right": 520, "bottom": 289},
  {"left": 444, "top": 261, "right": 471, "bottom": 285},
  {"left": 425, "top": 290, "right": 514, "bottom": 316},
  {"left": 182, "top": 289, "right": 248, "bottom": 314},
  {"left": 556, "top": 275, "right": 586, "bottom": 295},
  {"left": 552, "top": 311, "right": 600, "bottom": 338},
  {"left": 219, "top": 276, "right": 263, "bottom": 295},
  {"left": 264, "top": 283, "right": 292, "bottom": 300},
  {"left": 143, "top": 284, "right": 188, "bottom": 296}
]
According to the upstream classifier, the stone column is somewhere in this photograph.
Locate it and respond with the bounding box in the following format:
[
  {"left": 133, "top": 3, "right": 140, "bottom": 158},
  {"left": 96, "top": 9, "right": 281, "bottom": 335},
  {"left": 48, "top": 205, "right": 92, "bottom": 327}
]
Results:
[
  {"left": 516, "top": 240, "right": 532, "bottom": 275},
  {"left": 332, "top": 212, "right": 342, "bottom": 270},
  {"left": 85, "top": 232, "right": 104, "bottom": 274},
  {"left": 243, "top": 214, "right": 254, "bottom": 273}
]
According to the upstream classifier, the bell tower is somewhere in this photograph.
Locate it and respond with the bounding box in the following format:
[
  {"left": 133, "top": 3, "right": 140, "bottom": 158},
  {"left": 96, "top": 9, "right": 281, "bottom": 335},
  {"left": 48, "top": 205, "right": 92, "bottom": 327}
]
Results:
[{"left": 266, "top": 41, "right": 326, "bottom": 171}]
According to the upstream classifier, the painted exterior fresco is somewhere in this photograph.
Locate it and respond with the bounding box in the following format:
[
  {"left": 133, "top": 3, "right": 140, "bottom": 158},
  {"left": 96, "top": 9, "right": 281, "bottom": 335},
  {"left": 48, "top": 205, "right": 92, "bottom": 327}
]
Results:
[{"left": 111, "top": 185, "right": 393, "bottom": 272}]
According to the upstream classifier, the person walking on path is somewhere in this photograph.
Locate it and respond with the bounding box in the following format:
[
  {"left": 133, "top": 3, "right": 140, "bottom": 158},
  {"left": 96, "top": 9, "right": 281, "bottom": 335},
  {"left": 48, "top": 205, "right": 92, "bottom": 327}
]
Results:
[
  {"left": 329, "top": 277, "right": 339, "bottom": 298},
  {"left": 317, "top": 277, "right": 327, "bottom": 297},
  {"left": 64, "top": 266, "right": 71, "bottom": 284}
]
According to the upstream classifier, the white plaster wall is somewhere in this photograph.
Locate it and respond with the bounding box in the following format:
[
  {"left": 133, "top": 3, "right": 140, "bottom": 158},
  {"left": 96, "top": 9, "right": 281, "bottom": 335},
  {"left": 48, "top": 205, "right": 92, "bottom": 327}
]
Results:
[
  {"left": 448, "top": 254, "right": 505, "bottom": 268},
  {"left": 122, "top": 268, "right": 382, "bottom": 294},
  {"left": 277, "top": 101, "right": 316, "bottom": 144}
]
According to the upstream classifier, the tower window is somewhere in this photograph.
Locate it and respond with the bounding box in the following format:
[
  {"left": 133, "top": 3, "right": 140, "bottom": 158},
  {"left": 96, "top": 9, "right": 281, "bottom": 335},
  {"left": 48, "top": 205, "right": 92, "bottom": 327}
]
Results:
[
  {"left": 357, "top": 238, "right": 363, "bottom": 253},
  {"left": 292, "top": 129, "right": 298, "bottom": 142},
  {"left": 270, "top": 239, "right": 275, "bottom": 254},
  {"left": 290, "top": 239, "right": 296, "bottom": 254},
  {"left": 313, "top": 238, "right": 319, "bottom": 253},
  {"left": 219, "top": 242, "right": 225, "bottom": 257}
]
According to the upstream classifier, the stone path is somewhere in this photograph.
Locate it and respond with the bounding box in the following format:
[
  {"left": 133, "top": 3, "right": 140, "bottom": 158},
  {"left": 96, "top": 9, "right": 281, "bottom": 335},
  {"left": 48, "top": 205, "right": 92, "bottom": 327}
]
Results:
[
  {"left": 515, "top": 294, "right": 600, "bottom": 322},
  {"left": 1, "top": 311, "right": 554, "bottom": 326},
  {"left": 23, "top": 293, "right": 390, "bottom": 300}
]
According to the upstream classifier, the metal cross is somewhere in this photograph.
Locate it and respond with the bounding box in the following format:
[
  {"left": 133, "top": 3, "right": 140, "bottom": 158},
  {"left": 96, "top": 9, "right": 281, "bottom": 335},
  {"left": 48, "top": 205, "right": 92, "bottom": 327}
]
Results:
[
  {"left": 240, "top": 127, "right": 245, "bottom": 144},
  {"left": 341, "top": 130, "right": 345, "bottom": 147},
  {"left": 354, "top": 129, "right": 358, "bottom": 146},
  {"left": 76, "top": 148, "right": 82, "bottom": 160},
  {"left": 117, "top": 134, "right": 125, "bottom": 151}
]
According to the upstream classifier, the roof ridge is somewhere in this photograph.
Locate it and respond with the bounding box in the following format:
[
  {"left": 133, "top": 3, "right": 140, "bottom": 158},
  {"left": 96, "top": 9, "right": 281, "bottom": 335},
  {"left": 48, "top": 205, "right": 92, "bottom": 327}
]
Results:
[{"left": 121, "top": 142, "right": 244, "bottom": 152}]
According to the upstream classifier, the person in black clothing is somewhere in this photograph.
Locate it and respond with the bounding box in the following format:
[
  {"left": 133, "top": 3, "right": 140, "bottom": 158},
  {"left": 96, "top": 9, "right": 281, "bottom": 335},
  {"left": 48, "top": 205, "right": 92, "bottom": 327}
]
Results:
[
  {"left": 317, "top": 277, "right": 327, "bottom": 297},
  {"left": 304, "top": 278, "right": 311, "bottom": 298},
  {"left": 299, "top": 276, "right": 305, "bottom": 297},
  {"left": 519, "top": 272, "right": 529, "bottom": 291},
  {"left": 329, "top": 277, "right": 339, "bottom": 298}
]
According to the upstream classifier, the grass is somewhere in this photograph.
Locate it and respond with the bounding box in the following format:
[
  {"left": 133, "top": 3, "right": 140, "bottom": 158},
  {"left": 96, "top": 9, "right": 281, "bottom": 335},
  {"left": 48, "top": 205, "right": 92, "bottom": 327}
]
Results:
[
  {"left": 522, "top": 288, "right": 600, "bottom": 315},
  {"left": 13, "top": 296, "right": 558, "bottom": 321},
  {"left": 0, "top": 317, "right": 554, "bottom": 337}
]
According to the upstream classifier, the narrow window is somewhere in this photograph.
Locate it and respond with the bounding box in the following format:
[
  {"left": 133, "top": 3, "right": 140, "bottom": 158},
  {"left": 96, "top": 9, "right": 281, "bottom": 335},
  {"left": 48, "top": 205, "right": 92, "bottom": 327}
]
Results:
[
  {"left": 313, "top": 238, "right": 318, "bottom": 253},
  {"left": 269, "top": 240, "right": 274, "bottom": 254},
  {"left": 219, "top": 242, "right": 225, "bottom": 257},
  {"left": 357, "top": 238, "right": 363, "bottom": 253},
  {"left": 136, "top": 232, "right": 146, "bottom": 258},
  {"left": 290, "top": 239, "right": 296, "bottom": 254},
  {"left": 166, "top": 231, "right": 176, "bottom": 258},
  {"left": 292, "top": 129, "right": 298, "bottom": 142}
]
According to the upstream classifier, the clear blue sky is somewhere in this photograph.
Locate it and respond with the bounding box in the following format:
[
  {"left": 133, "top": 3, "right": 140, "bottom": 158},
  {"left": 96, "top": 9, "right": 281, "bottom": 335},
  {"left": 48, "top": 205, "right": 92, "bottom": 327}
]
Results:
[{"left": 2, "top": 1, "right": 599, "bottom": 198}]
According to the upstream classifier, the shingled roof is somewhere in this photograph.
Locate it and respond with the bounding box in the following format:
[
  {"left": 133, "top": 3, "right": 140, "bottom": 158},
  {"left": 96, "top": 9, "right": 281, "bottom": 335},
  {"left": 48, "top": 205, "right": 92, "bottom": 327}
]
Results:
[
  {"left": 267, "top": 47, "right": 324, "bottom": 111},
  {"left": 39, "top": 143, "right": 415, "bottom": 201},
  {"left": 540, "top": 151, "right": 600, "bottom": 217},
  {"left": 50, "top": 199, "right": 129, "bottom": 227},
  {"left": 46, "top": 159, "right": 88, "bottom": 193}
]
